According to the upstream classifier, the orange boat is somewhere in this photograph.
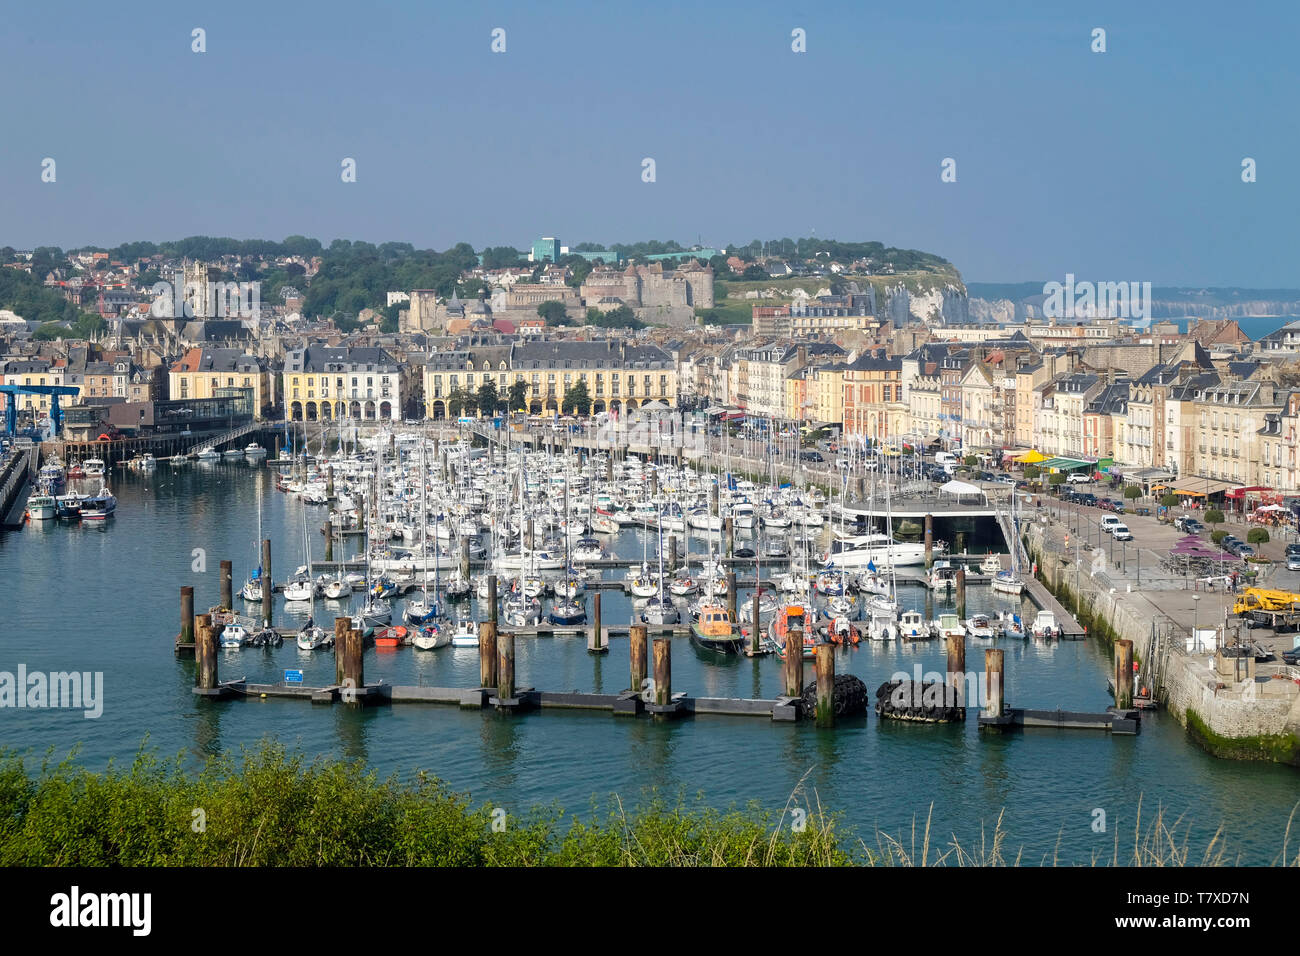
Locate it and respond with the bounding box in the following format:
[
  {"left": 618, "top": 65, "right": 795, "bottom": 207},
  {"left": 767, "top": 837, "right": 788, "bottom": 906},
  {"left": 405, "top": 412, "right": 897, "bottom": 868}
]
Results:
[
  {"left": 770, "top": 603, "right": 817, "bottom": 660},
  {"left": 373, "top": 625, "right": 407, "bottom": 648}
]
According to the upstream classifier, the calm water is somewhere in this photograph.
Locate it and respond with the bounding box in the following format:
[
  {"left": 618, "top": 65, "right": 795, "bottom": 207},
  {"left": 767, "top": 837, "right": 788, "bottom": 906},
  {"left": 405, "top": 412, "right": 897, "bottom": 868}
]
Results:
[{"left": 1, "top": 463, "right": 1296, "bottom": 864}]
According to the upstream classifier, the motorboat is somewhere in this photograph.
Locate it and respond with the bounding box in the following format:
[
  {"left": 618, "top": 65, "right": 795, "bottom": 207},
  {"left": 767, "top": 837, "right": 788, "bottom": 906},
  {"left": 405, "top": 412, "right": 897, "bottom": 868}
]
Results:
[
  {"left": 83, "top": 457, "right": 106, "bottom": 477},
  {"left": 998, "top": 611, "right": 1027, "bottom": 640},
  {"left": 1031, "top": 610, "right": 1060, "bottom": 639},
  {"left": 296, "top": 621, "right": 331, "bottom": 650},
  {"left": 899, "top": 609, "right": 934, "bottom": 641},
  {"left": 374, "top": 624, "right": 409, "bottom": 648},
  {"left": 928, "top": 560, "right": 958, "bottom": 591},
  {"left": 219, "top": 621, "right": 250, "bottom": 648},
  {"left": 770, "top": 603, "right": 817, "bottom": 659},
  {"left": 450, "top": 619, "right": 480, "bottom": 647},
  {"left": 196, "top": 447, "right": 220, "bottom": 462},
  {"left": 820, "top": 533, "right": 926, "bottom": 569},
  {"left": 933, "top": 612, "right": 965, "bottom": 643},
  {"left": 965, "top": 613, "right": 997, "bottom": 640},
  {"left": 980, "top": 553, "right": 1002, "bottom": 575},
  {"left": 690, "top": 604, "right": 745, "bottom": 655},
  {"left": 245, "top": 443, "right": 268, "bottom": 458}
]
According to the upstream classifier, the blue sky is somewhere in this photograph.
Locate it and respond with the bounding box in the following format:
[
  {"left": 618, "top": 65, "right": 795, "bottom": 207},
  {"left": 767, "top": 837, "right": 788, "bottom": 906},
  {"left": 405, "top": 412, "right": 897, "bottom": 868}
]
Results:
[{"left": 1, "top": 0, "right": 1296, "bottom": 286}]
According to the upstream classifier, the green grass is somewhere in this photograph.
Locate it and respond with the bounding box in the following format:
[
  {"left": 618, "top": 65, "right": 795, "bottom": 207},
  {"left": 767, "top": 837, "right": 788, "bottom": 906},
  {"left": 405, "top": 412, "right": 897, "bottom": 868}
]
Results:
[{"left": 0, "top": 741, "right": 1295, "bottom": 866}]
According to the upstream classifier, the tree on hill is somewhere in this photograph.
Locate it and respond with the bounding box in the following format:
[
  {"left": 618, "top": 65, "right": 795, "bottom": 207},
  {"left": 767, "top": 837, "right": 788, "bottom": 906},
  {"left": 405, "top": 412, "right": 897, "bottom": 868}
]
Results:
[{"left": 537, "top": 300, "right": 569, "bottom": 324}]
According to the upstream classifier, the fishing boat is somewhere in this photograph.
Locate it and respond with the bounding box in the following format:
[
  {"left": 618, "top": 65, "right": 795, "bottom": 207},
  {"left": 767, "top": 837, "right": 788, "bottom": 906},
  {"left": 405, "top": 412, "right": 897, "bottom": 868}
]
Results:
[
  {"left": 55, "top": 492, "right": 83, "bottom": 519},
  {"left": 83, "top": 457, "right": 106, "bottom": 477},
  {"left": 690, "top": 604, "right": 745, "bottom": 655},
  {"left": 79, "top": 486, "right": 116, "bottom": 521},
  {"left": 25, "top": 490, "right": 56, "bottom": 521},
  {"left": 65, "top": 460, "right": 86, "bottom": 479}
]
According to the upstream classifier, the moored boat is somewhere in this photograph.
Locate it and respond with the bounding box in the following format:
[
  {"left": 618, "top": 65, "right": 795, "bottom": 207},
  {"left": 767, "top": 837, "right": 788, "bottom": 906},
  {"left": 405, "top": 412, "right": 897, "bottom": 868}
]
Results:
[{"left": 690, "top": 603, "right": 745, "bottom": 654}]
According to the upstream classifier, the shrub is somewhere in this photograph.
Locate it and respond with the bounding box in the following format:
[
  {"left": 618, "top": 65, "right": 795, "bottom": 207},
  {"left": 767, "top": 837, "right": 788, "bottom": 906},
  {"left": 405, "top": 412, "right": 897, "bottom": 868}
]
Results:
[
  {"left": 1024, "top": 465, "right": 1040, "bottom": 480},
  {"left": 1160, "top": 494, "right": 1179, "bottom": 509},
  {"left": 1124, "top": 485, "right": 1141, "bottom": 499},
  {"left": 1205, "top": 508, "right": 1225, "bottom": 526},
  {"left": 1247, "top": 527, "right": 1270, "bottom": 545},
  {"left": 1048, "top": 473, "right": 1065, "bottom": 486},
  {"left": 1211, "top": 529, "right": 1228, "bottom": 545}
]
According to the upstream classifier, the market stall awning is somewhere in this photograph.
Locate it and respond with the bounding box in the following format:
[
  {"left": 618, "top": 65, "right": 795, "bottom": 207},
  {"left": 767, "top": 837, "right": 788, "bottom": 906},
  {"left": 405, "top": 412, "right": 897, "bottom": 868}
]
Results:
[
  {"left": 1181, "top": 477, "right": 1240, "bottom": 496},
  {"left": 1014, "top": 450, "right": 1047, "bottom": 464},
  {"left": 1039, "top": 457, "right": 1094, "bottom": 471},
  {"left": 1171, "top": 489, "right": 1206, "bottom": 497},
  {"left": 1226, "top": 485, "right": 1272, "bottom": 499},
  {"left": 939, "top": 479, "right": 983, "bottom": 497}
]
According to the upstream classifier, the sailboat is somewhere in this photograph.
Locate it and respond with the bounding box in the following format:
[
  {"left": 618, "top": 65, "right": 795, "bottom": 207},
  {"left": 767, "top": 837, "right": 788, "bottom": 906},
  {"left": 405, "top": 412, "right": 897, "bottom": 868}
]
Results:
[
  {"left": 641, "top": 505, "right": 679, "bottom": 625},
  {"left": 358, "top": 462, "right": 391, "bottom": 627},
  {"left": 404, "top": 438, "right": 440, "bottom": 626},
  {"left": 242, "top": 496, "right": 270, "bottom": 601},
  {"left": 991, "top": 492, "right": 1025, "bottom": 595}
]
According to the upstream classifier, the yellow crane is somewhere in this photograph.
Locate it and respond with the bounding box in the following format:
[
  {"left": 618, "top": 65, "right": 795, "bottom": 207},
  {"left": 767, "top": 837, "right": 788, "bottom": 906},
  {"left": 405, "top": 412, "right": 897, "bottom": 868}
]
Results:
[{"left": 1233, "top": 587, "right": 1300, "bottom": 616}]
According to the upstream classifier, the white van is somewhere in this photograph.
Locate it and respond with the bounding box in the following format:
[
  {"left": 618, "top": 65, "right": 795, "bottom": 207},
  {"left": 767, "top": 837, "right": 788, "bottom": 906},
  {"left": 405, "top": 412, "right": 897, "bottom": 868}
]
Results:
[
  {"left": 934, "top": 451, "right": 958, "bottom": 468},
  {"left": 1099, "top": 515, "right": 1121, "bottom": 532}
]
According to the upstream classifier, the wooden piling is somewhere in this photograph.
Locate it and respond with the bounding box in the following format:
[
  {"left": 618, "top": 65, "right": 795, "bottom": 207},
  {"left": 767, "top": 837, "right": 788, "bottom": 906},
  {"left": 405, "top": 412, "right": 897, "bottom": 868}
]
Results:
[
  {"left": 955, "top": 566, "right": 966, "bottom": 618},
  {"left": 814, "top": 643, "right": 834, "bottom": 728},
  {"left": 749, "top": 591, "right": 762, "bottom": 655},
  {"left": 497, "top": 630, "right": 515, "bottom": 702},
  {"left": 334, "top": 617, "right": 350, "bottom": 685},
  {"left": 946, "top": 631, "right": 966, "bottom": 709},
  {"left": 324, "top": 520, "right": 334, "bottom": 562},
  {"left": 725, "top": 516, "right": 734, "bottom": 557},
  {"left": 591, "top": 592, "right": 603, "bottom": 652},
  {"left": 180, "top": 586, "right": 194, "bottom": 645},
  {"left": 219, "top": 560, "right": 233, "bottom": 610},
  {"left": 195, "top": 613, "right": 216, "bottom": 690},
  {"left": 924, "top": 514, "right": 934, "bottom": 569},
  {"left": 984, "top": 648, "right": 1004, "bottom": 720},
  {"left": 488, "top": 574, "right": 498, "bottom": 627},
  {"left": 1115, "top": 639, "right": 1134, "bottom": 709},
  {"left": 479, "top": 621, "right": 498, "bottom": 688},
  {"left": 652, "top": 636, "right": 671, "bottom": 706},
  {"left": 668, "top": 535, "right": 678, "bottom": 572},
  {"left": 629, "top": 624, "right": 648, "bottom": 691},
  {"left": 459, "top": 535, "right": 470, "bottom": 580},
  {"left": 261, "top": 538, "right": 272, "bottom": 626},
  {"left": 726, "top": 572, "right": 737, "bottom": 620},
  {"left": 343, "top": 627, "right": 364, "bottom": 697},
  {"left": 784, "top": 627, "right": 804, "bottom": 698}
]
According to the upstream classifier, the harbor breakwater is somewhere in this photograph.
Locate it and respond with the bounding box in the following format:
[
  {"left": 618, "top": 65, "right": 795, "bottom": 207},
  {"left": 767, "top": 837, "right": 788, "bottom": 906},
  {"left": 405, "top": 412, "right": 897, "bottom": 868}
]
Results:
[{"left": 1023, "top": 520, "right": 1300, "bottom": 765}]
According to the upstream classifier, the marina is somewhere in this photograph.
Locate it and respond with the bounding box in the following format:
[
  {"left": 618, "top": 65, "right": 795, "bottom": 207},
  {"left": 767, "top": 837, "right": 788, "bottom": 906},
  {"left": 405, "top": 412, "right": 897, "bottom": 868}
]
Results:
[{"left": 1, "top": 429, "right": 1297, "bottom": 864}]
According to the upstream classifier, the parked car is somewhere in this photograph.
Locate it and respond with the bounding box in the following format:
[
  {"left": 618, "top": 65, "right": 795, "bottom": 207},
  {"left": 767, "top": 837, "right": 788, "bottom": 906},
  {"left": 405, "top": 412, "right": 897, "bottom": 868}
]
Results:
[
  {"left": 1110, "top": 524, "right": 1133, "bottom": 541},
  {"left": 1283, "top": 645, "right": 1300, "bottom": 665},
  {"left": 1077, "top": 493, "right": 1098, "bottom": 507},
  {"left": 1100, "top": 515, "right": 1122, "bottom": 532},
  {"left": 993, "top": 473, "right": 1015, "bottom": 484},
  {"left": 1183, "top": 519, "right": 1204, "bottom": 534},
  {"left": 1285, "top": 552, "right": 1300, "bottom": 571},
  {"left": 800, "top": 450, "right": 824, "bottom": 463},
  {"left": 1235, "top": 544, "right": 1256, "bottom": 559},
  {"left": 1098, "top": 498, "right": 1121, "bottom": 512},
  {"left": 1067, "top": 473, "right": 1092, "bottom": 484},
  {"left": 1285, "top": 542, "right": 1300, "bottom": 556}
]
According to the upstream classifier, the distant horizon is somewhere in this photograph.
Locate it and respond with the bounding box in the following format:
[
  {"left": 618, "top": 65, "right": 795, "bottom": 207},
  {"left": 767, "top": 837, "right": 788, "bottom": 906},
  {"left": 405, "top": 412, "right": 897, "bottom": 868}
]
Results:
[{"left": 2, "top": 2, "right": 1297, "bottom": 286}]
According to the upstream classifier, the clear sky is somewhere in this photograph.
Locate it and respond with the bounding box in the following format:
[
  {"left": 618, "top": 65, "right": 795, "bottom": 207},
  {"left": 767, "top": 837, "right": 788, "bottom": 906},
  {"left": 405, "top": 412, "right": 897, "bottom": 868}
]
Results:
[{"left": 1, "top": 0, "right": 1295, "bottom": 286}]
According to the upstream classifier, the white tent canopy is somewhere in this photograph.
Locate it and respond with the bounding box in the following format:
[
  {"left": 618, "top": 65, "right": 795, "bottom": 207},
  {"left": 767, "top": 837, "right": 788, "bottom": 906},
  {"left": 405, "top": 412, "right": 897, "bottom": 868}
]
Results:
[{"left": 939, "top": 479, "right": 983, "bottom": 497}]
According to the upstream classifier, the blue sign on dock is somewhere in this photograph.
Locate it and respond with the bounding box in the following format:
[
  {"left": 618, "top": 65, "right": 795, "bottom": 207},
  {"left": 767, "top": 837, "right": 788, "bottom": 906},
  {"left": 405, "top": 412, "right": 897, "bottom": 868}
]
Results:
[{"left": 284, "top": 669, "right": 304, "bottom": 684}]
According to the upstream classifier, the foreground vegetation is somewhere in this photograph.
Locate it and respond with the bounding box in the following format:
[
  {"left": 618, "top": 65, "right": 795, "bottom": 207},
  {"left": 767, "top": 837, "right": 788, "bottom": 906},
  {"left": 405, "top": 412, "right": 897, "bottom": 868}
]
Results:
[{"left": 2, "top": 742, "right": 1295, "bottom": 866}]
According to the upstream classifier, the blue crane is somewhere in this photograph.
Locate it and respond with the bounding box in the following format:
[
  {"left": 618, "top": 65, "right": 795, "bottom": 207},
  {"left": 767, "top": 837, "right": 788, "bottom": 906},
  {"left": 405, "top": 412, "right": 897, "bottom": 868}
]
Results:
[{"left": 0, "top": 384, "right": 83, "bottom": 437}]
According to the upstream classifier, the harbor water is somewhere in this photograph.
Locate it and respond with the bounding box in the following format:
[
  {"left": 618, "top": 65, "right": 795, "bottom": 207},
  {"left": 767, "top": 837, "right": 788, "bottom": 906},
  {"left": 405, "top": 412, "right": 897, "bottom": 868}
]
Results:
[{"left": 1, "top": 462, "right": 1297, "bottom": 864}]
